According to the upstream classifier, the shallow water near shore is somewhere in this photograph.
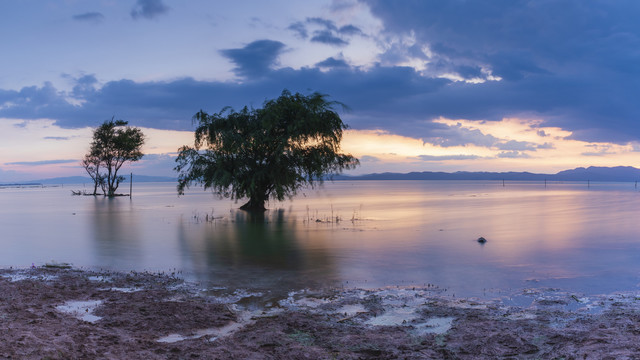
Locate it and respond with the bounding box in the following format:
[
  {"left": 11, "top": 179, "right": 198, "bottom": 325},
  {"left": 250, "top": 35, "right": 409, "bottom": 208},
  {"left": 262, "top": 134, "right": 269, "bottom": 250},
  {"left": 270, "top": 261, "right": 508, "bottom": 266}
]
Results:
[{"left": 2, "top": 180, "right": 640, "bottom": 300}]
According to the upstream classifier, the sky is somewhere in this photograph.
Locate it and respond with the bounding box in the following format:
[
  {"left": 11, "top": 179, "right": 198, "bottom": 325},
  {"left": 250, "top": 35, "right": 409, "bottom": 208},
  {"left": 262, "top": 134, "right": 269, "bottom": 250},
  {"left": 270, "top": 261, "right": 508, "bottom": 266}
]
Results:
[{"left": 2, "top": 0, "right": 640, "bottom": 182}]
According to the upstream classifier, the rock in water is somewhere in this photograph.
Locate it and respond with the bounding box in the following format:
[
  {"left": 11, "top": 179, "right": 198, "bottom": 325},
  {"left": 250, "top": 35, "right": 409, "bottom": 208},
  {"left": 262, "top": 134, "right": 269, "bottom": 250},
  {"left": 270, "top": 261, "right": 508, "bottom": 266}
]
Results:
[{"left": 477, "top": 237, "right": 487, "bottom": 244}]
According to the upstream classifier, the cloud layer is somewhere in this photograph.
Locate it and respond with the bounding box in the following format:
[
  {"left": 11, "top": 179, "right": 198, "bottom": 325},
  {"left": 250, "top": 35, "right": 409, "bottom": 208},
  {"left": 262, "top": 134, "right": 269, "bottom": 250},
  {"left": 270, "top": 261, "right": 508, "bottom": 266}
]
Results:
[
  {"left": 2, "top": 0, "right": 640, "bottom": 148},
  {"left": 72, "top": 12, "right": 105, "bottom": 23},
  {"left": 364, "top": 0, "right": 640, "bottom": 143},
  {"left": 130, "top": 0, "right": 169, "bottom": 20},
  {"left": 220, "top": 40, "right": 286, "bottom": 78},
  {"left": 288, "top": 17, "right": 363, "bottom": 46},
  {"left": 5, "top": 159, "right": 78, "bottom": 166}
]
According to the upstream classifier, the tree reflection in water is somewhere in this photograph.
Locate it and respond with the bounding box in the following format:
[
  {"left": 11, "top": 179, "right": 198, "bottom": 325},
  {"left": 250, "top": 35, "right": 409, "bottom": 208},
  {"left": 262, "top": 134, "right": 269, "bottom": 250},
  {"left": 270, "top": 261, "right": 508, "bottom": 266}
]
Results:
[
  {"left": 90, "top": 196, "right": 142, "bottom": 267},
  {"left": 176, "top": 208, "right": 340, "bottom": 298}
]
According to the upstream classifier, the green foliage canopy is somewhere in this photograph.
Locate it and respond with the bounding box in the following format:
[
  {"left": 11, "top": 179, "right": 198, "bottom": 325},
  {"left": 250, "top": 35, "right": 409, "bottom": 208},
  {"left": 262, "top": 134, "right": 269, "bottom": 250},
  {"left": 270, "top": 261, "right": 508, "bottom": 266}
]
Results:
[{"left": 175, "top": 90, "right": 359, "bottom": 210}]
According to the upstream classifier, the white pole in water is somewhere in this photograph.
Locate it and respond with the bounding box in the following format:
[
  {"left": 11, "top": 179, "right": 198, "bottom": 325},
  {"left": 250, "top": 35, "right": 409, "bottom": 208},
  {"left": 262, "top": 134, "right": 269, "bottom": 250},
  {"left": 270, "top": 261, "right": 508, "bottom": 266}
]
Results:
[{"left": 130, "top": 173, "right": 133, "bottom": 199}]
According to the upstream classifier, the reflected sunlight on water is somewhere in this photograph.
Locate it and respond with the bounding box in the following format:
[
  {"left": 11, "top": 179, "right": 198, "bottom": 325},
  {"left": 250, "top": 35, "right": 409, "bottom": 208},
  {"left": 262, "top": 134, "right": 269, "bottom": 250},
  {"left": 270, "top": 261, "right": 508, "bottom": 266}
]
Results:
[{"left": 2, "top": 180, "right": 640, "bottom": 298}]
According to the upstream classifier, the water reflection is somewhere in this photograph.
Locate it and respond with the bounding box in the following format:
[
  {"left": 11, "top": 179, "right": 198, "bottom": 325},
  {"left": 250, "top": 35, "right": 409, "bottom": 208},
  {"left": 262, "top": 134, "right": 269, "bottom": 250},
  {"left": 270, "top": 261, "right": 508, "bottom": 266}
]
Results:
[
  {"left": 90, "top": 197, "right": 141, "bottom": 267},
  {"left": 4, "top": 181, "right": 640, "bottom": 298},
  {"left": 176, "top": 209, "right": 339, "bottom": 295}
]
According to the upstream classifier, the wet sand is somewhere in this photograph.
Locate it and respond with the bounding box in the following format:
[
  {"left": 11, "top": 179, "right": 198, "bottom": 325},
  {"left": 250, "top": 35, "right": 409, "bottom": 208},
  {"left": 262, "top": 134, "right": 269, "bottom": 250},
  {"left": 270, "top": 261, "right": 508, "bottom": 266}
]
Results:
[{"left": 2, "top": 266, "right": 640, "bottom": 359}]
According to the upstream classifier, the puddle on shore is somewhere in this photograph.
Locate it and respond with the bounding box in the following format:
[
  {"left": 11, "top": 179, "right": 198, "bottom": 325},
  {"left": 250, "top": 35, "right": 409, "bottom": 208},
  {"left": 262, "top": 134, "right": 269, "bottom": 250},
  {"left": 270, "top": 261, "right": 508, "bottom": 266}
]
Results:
[
  {"left": 2, "top": 273, "right": 58, "bottom": 282},
  {"left": 56, "top": 300, "right": 103, "bottom": 323},
  {"left": 414, "top": 317, "right": 455, "bottom": 335},
  {"left": 98, "top": 287, "right": 143, "bottom": 293},
  {"left": 443, "top": 299, "right": 488, "bottom": 310},
  {"left": 336, "top": 304, "right": 367, "bottom": 316},
  {"left": 363, "top": 307, "right": 454, "bottom": 335},
  {"left": 509, "top": 288, "right": 616, "bottom": 315},
  {"left": 292, "top": 297, "right": 331, "bottom": 308},
  {"left": 157, "top": 310, "right": 257, "bottom": 343},
  {"left": 505, "top": 312, "right": 537, "bottom": 320},
  {"left": 502, "top": 294, "right": 535, "bottom": 307},
  {"left": 214, "top": 289, "right": 265, "bottom": 304},
  {"left": 279, "top": 291, "right": 331, "bottom": 309},
  {"left": 151, "top": 282, "right": 640, "bottom": 344},
  {"left": 365, "top": 307, "right": 416, "bottom": 326}
]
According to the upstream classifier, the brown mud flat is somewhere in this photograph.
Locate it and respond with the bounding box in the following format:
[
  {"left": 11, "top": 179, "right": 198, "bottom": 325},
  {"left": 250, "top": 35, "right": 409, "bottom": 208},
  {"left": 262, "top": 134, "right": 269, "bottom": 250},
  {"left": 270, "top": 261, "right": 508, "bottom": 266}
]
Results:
[{"left": 2, "top": 267, "right": 640, "bottom": 359}]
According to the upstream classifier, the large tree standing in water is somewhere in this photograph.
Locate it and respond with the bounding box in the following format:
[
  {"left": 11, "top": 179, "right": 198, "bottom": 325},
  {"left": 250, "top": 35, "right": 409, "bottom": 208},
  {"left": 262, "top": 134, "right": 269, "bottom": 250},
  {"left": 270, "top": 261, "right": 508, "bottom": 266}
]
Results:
[{"left": 175, "top": 90, "right": 359, "bottom": 211}]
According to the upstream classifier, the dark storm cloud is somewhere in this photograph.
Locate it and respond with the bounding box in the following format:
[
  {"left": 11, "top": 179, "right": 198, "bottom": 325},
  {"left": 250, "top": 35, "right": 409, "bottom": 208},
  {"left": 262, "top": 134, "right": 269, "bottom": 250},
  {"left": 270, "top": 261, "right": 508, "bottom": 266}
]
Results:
[
  {"left": 0, "top": 82, "right": 76, "bottom": 121},
  {"left": 288, "top": 18, "right": 362, "bottom": 47},
  {"left": 0, "top": 66, "right": 447, "bottom": 133},
  {"left": 1, "top": 0, "right": 637, "bottom": 161},
  {"left": 306, "top": 17, "right": 337, "bottom": 31},
  {"left": 316, "top": 57, "right": 350, "bottom": 69},
  {"left": 71, "top": 74, "right": 99, "bottom": 98},
  {"left": 130, "top": 0, "right": 169, "bottom": 20},
  {"left": 4, "top": 0, "right": 640, "bottom": 150},
  {"left": 72, "top": 12, "right": 105, "bottom": 23},
  {"left": 288, "top": 22, "right": 308, "bottom": 39},
  {"left": 338, "top": 25, "right": 363, "bottom": 36},
  {"left": 361, "top": 0, "right": 640, "bottom": 143},
  {"left": 4, "top": 63, "right": 587, "bottom": 148},
  {"left": 485, "top": 51, "right": 551, "bottom": 81},
  {"left": 453, "top": 65, "right": 484, "bottom": 80},
  {"left": 220, "top": 40, "right": 286, "bottom": 78},
  {"left": 0, "top": 61, "right": 621, "bottom": 146},
  {"left": 311, "top": 30, "right": 349, "bottom": 46}
]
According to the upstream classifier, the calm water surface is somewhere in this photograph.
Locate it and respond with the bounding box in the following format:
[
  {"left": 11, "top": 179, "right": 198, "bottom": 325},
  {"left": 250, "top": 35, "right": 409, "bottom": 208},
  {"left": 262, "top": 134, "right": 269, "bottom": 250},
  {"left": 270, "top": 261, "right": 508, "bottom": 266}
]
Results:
[{"left": 2, "top": 180, "right": 640, "bottom": 298}]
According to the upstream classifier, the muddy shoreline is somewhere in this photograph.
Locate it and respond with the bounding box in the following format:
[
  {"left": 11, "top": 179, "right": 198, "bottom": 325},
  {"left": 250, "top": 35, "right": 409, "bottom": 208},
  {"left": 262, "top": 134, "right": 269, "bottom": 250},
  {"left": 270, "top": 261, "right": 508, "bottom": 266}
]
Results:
[{"left": 2, "top": 267, "right": 640, "bottom": 359}]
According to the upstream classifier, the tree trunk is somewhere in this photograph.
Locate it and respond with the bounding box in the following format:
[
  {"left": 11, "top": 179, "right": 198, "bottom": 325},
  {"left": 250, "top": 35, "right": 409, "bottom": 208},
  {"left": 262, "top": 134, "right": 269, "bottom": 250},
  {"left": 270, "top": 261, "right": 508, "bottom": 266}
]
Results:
[{"left": 240, "top": 195, "right": 267, "bottom": 212}]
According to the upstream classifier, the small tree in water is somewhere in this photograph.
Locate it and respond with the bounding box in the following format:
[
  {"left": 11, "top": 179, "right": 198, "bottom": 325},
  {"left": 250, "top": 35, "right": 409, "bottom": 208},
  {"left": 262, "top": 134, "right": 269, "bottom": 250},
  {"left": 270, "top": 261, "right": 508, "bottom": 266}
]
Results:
[
  {"left": 175, "top": 90, "right": 359, "bottom": 211},
  {"left": 83, "top": 119, "right": 145, "bottom": 196}
]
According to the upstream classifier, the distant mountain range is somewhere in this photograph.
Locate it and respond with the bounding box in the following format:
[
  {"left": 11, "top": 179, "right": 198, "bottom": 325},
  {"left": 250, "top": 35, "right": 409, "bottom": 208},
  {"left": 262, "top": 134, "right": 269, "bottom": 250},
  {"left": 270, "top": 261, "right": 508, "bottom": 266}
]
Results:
[
  {"left": 4, "top": 166, "right": 640, "bottom": 186},
  {"left": 334, "top": 166, "right": 640, "bottom": 182}
]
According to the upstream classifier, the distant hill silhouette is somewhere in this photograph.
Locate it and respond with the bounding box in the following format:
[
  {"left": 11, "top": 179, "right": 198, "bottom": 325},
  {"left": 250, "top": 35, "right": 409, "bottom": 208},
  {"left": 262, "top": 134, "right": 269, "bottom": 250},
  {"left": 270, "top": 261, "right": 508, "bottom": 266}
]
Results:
[
  {"left": 553, "top": 166, "right": 640, "bottom": 181},
  {"left": 5, "top": 166, "right": 640, "bottom": 186},
  {"left": 334, "top": 166, "right": 640, "bottom": 182}
]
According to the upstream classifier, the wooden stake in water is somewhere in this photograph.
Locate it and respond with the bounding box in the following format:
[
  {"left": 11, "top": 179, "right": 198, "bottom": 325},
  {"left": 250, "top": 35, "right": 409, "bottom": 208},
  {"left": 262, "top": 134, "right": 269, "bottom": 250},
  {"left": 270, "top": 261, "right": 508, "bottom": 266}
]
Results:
[{"left": 130, "top": 173, "right": 133, "bottom": 199}]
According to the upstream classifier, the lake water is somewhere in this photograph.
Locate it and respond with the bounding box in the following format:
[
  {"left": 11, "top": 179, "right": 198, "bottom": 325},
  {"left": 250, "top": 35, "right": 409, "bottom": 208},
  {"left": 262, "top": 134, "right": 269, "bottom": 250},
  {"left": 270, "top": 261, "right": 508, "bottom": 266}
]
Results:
[{"left": 2, "top": 180, "right": 640, "bottom": 299}]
